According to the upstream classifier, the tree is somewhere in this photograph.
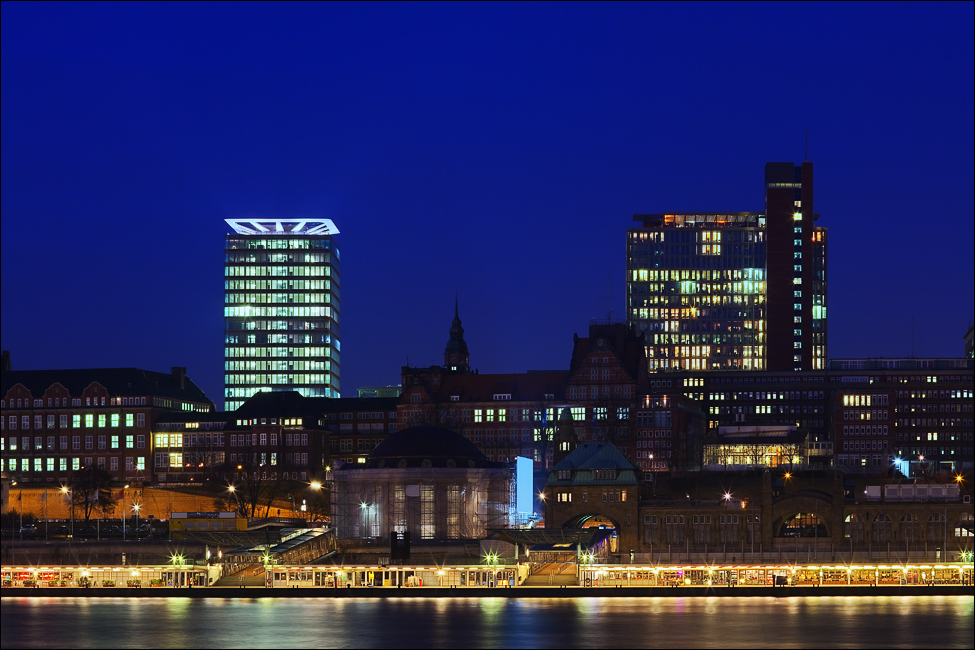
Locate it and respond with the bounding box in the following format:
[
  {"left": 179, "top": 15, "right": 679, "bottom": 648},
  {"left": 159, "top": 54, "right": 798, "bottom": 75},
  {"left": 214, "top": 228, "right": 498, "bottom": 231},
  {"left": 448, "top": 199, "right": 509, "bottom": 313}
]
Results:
[{"left": 68, "top": 465, "right": 118, "bottom": 522}]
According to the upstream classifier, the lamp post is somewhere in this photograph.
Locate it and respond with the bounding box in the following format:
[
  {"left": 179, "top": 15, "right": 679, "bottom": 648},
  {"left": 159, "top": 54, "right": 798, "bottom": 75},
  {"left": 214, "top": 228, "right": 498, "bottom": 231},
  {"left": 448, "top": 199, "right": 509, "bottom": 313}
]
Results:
[
  {"left": 133, "top": 504, "right": 141, "bottom": 541},
  {"left": 122, "top": 484, "right": 129, "bottom": 542},
  {"left": 61, "top": 486, "right": 74, "bottom": 540}
]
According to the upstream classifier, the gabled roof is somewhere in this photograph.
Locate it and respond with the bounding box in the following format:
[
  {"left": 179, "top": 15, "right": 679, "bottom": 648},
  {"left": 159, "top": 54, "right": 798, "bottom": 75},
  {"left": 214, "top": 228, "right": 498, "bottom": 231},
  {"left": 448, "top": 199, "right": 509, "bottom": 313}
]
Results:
[
  {"left": 547, "top": 442, "right": 641, "bottom": 486},
  {"left": 436, "top": 371, "right": 568, "bottom": 402},
  {"left": 568, "top": 323, "right": 646, "bottom": 382},
  {"left": 347, "top": 425, "right": 506, "bottom": 469},
  {"left": 1, "top": 367, "right": 211, "bottom": 405}
]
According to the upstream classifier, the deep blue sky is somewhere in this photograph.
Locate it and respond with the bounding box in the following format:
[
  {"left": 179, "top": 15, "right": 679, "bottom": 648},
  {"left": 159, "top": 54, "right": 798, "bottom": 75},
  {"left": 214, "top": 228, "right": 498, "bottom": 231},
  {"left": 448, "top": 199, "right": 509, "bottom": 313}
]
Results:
[{"left": 2, "top": 3, "right": 973, "bottom": 406}]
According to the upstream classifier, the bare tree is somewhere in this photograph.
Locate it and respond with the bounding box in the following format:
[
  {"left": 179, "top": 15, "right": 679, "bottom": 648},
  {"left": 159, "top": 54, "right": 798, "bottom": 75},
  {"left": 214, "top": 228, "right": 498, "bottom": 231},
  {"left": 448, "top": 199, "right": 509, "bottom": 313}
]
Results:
[{"left": 68, "top": 465, "right": 118, "bottom": 522}]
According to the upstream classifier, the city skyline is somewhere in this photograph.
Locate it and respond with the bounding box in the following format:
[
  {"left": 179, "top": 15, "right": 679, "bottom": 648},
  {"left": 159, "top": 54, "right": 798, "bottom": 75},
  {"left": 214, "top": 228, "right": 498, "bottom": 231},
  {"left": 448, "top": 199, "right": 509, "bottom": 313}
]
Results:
[{"left": 2, "top": 3, "right": 973, "bottom": 403}]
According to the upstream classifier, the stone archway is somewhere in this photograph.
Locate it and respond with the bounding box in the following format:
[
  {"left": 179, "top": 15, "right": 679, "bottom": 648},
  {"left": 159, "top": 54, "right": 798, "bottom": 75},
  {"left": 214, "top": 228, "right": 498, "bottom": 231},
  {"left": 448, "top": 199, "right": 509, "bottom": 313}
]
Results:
[
  {"left": 562, "top": 513, "right": 621, "bottom": 531},
  {"left": 771, "top": 491, "right": 837, "bottom": 543}
]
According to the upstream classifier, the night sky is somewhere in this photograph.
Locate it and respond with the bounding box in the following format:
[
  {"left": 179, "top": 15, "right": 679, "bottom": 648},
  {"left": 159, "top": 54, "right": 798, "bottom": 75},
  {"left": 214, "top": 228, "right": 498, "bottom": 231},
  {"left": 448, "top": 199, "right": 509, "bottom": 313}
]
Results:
[{"left": 2, "top": 3, "right": 973, "bottom": 406}]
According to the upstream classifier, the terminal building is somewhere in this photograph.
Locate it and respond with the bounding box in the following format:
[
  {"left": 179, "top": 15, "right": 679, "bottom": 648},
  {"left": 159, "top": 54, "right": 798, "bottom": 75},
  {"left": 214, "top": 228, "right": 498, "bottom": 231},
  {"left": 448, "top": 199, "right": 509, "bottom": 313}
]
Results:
[{"left": 224, "top": 218, "right": 341, "bottom": 411}]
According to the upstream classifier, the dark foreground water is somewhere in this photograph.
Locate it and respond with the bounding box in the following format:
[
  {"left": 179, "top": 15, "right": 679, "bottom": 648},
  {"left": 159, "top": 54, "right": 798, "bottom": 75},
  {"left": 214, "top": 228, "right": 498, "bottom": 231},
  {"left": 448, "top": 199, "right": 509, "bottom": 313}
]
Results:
[{"left": 1, "top": 596, "right": 972, "bottom": 649}]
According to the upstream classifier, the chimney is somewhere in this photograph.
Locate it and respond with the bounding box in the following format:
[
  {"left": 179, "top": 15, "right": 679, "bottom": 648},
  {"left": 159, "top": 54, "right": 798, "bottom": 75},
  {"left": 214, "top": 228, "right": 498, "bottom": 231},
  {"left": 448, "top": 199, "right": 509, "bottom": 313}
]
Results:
[
  {"left": 171, "top": 367, "right": 186, "bottom": 390},
  {"left": 1, "top": 350, "right": 10, "bottom": 372}
]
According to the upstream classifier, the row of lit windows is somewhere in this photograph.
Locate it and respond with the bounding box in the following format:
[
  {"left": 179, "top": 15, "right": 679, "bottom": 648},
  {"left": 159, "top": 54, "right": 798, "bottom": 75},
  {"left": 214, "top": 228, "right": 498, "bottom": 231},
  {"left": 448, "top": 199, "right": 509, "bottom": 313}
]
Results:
[
  {"left": 709, "top": 391, "right": 825, "bottom": 401},
  {"left": 225, "top": 360, "right": 329, "bottom": 372},
  {"left": 6, "top": 457, "right": 145, "bottom": 472},
  {"left": 225, "top": 252, "right": 332, "bottom": 264},
  {"left": 227, "top": 433, "right": 309, "bottom": 447},
  {"left": 844, "top": 409, "right": 888, "bottom": 421},
  {"left": 225, "top": 293, "right": 332, "bottom": 304},
  {"left": 2, "top": 397, "right": 147, "bottom": 409},
  {"left": 2, "top": 434, "right": 145, "bottom": 452},
  {"left": 224, "top": 306, "right": 331, "bottom": 318},
  {"left": 3, "top": 413, "right": 145, "bottom": 430},
  {"left": 649, "top": 345, "right": 763, "bottom": 358},
  {"left": 224, "top": 346, "right": 332, "bottom": 358},
  {"left": 630, "top": 268, "right": 765, "bottom": 282},
  {"left": 648, "top": 358, "right": 765, "bottom": 370},
  {"left": 225, "top": 265, "right": 330, "bottom": 277},
  {"left": 224, "top": 373, "right": 330, "bottom": 385},
  {"left": 226, "top": 238, "right": 331, "bottom": 250},
  {"left": 225, "top": 279, "right": 331, "bottom": 290}
]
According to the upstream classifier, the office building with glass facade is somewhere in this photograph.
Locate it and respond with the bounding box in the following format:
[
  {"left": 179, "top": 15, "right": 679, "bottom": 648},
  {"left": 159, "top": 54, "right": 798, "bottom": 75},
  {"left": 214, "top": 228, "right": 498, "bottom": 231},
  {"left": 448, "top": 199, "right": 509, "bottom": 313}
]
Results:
[
  {"left": 224, "top": 218, "right": 341, "bottom": 411},
  {"left": 627, "top": 162, "right": 826, "bottom": 373}
]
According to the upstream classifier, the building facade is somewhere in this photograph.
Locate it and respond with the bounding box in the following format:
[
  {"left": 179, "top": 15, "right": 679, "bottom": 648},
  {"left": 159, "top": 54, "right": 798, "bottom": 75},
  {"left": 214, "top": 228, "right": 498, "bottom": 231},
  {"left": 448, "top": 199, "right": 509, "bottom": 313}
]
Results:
[
  {"left": 544, "top": 441, "right": 974, "bottom": 560},
  {"left": 666, "top": 357, "right": 973, "bottom": 475},
  {"left": 1, "top": 365, "right": 213, "bottom": 484},
  {"left": 626, "top": 162, "right": 827, "bottom": 373},
  {"left": 224, "top": 218, "right": 341, "bottom": 411},
  {"left": 331, "top": 425, "right": 513, "bottom": 541}
]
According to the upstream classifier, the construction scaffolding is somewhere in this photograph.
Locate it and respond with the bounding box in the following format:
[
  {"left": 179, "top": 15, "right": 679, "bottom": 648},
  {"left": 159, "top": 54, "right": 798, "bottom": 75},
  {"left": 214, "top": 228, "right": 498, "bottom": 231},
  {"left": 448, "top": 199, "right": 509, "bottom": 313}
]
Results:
[{"left": 331, "top": 467, "right": 513, "bottom": 541}]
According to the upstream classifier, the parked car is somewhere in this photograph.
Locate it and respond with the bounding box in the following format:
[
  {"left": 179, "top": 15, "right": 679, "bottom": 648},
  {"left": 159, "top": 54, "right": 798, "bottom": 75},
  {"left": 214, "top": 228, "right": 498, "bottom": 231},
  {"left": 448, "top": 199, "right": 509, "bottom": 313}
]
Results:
[
  {"left": 52, "top": 526, "right": 71, "bottom": 537},
  {"left": 19, "top": 525, "right": 38, "bottom": 537}
]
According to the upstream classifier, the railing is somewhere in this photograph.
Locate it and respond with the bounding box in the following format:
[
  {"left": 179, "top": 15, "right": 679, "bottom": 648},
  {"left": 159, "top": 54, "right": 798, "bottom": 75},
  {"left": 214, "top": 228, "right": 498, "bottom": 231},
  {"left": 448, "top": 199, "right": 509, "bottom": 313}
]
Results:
[{"left": 626, "top": 541, "right": 972, "bottom": 565}]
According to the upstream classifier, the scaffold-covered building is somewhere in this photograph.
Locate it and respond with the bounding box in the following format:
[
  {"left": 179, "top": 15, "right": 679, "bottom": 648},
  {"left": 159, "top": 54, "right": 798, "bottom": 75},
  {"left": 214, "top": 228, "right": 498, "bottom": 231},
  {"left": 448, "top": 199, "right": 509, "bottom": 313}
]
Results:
[{"left": 330, "top": 425, "right": 513, "bottom": 541}]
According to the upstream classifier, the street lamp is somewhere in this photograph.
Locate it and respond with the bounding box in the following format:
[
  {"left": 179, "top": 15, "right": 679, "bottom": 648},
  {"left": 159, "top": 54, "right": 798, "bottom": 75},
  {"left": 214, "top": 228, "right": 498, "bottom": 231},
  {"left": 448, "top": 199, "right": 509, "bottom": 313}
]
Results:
[
  {"left": 133, "top": 504, "right": 141, "bottom": 540},
  {"left": 122, "top": 484, "right": 129, "bottom": 542},
  {"left": 61, "top": 485, "right": 74, "bottom": 539}
]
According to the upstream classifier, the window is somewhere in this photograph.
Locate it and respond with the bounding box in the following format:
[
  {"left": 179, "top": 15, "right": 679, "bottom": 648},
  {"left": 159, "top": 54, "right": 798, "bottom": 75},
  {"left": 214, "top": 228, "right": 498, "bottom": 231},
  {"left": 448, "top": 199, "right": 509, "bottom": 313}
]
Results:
[{"left": 136, "top": 413, "right": 145, "bottom": 427}]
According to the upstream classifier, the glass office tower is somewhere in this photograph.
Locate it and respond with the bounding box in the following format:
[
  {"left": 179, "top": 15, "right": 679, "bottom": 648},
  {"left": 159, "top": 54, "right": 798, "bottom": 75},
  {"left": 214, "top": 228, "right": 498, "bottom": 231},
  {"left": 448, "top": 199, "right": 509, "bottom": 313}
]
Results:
[
  {"left": 627, "top": 162, "right": 826, "bottom": 373},
  {"left": 627, "top": 212, "right": 769, "bottom": 371},
  {"left": 224, "top": 218, "right": 340, "bottom": 410}
]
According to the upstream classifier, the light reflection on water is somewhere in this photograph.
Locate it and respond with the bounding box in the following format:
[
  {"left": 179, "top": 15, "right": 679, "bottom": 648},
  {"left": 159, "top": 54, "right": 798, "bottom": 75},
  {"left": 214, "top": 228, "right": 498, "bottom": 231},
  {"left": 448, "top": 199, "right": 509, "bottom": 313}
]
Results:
[{"left": 1, "top": 596, "right": 972, "bottom": 649}]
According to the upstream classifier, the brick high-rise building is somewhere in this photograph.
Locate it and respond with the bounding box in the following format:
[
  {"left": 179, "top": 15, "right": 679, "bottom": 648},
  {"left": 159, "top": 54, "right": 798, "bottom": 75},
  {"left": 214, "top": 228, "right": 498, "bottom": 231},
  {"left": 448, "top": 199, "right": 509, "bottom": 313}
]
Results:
[{"left": 627, "top": 162, "right": 827, "bottom": 373}]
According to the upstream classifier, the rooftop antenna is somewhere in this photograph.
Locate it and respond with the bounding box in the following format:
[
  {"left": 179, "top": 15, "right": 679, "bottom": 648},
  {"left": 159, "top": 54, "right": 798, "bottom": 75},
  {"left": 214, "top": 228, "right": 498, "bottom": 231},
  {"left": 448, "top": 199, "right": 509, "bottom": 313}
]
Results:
[
  {"left": 911, "top": 316, "right": 915, "bottom": 358},
  {"left": 606, "top": 271, "right": 612, "bottom": 321},
  {"left": 804, "top": 126, "right": 808, "bottom": 162}
]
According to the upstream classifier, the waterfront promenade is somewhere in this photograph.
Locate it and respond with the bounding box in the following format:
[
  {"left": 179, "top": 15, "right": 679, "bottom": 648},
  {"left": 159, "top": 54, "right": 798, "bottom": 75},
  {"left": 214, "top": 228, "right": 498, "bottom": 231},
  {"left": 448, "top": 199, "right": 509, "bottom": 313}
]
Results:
[{"left": 2, "top": 583, "right": 971, "bottom": 598}]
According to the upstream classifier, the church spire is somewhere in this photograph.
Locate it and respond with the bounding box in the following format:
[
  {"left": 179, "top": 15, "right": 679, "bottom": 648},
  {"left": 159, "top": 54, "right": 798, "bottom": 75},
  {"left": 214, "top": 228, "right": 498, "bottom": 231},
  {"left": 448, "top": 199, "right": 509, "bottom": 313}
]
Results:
[{"left": 444, "top": 295, "right": 470, "bottom": 373}]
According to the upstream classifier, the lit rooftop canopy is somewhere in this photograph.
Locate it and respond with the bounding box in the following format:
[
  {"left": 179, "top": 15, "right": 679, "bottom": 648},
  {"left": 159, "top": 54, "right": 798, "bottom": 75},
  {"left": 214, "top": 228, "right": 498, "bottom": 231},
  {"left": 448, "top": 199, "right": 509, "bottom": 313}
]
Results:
[{"left": 226, "top": 218, "right": 340, "bottom": 236}]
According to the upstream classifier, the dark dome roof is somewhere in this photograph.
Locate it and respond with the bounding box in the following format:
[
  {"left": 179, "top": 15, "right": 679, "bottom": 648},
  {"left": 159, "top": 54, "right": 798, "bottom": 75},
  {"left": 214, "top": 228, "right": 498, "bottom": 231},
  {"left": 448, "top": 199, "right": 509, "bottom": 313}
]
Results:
[{"left": 355, "top": 425, "right": 503, "bottom": 469}]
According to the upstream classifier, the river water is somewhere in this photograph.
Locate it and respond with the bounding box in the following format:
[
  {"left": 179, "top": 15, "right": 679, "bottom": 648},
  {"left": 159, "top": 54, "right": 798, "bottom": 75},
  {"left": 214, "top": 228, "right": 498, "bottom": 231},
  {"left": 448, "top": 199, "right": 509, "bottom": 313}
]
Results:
[{"left": 1, "top": 595, "right": 972, "bottom": 648}]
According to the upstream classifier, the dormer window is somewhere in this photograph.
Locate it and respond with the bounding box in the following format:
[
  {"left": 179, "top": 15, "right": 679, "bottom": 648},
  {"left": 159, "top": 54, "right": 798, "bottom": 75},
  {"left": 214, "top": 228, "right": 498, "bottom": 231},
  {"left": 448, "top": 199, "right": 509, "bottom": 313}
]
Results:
[
  {"left": 493, "top": 394, "right": 511, "bottom": 401},
  {"left": 594, "top": 469, "right": 617, "bottom": 480},
  {"left": 557, "top": 469, "right": 571, "bottom": 480},
  {"left": 544, "top": 394, "right": 554, "bottom": 400},
  {"left": 450, "top": 395, "right": 460, "bottom": 402}
]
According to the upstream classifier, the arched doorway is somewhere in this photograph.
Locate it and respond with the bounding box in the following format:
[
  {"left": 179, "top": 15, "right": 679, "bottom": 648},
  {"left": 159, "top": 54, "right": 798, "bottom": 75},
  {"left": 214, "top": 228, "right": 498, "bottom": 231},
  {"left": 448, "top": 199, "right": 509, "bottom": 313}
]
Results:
[
  {"left": 562, "top": 514, "right": 619, "bottom": 553},
  {"left": 778, "top": 512, "right": 828, "bottom": 538}
]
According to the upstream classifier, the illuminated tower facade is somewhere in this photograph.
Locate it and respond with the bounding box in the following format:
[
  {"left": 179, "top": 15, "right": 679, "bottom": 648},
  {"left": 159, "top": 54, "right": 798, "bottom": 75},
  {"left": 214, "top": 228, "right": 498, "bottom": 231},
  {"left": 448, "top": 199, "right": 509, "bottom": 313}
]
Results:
[
  {"left": 224, "top": 218, "right": 341, "bottom": 410},
  {"left": 627, "top": 162, "right": 826, "bottom": 373}
]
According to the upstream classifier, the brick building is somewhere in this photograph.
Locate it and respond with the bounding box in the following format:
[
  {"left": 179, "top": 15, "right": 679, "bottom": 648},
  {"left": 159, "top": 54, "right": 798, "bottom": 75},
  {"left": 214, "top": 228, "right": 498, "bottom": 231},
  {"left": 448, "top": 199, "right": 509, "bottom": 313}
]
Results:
[
  {"left": 150, "top": 392, "right": 400, "bottom": 485},
  {"left": 1, "top": 363, "right": 212, "bottom": 484}
]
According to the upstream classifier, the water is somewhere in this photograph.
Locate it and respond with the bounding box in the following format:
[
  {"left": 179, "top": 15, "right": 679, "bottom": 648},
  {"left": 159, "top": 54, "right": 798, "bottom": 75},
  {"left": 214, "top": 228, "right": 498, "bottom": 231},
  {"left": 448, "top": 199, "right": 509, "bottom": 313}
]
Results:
[{"left": 1, "top": 596, "right": 972, "bottom": 648}]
